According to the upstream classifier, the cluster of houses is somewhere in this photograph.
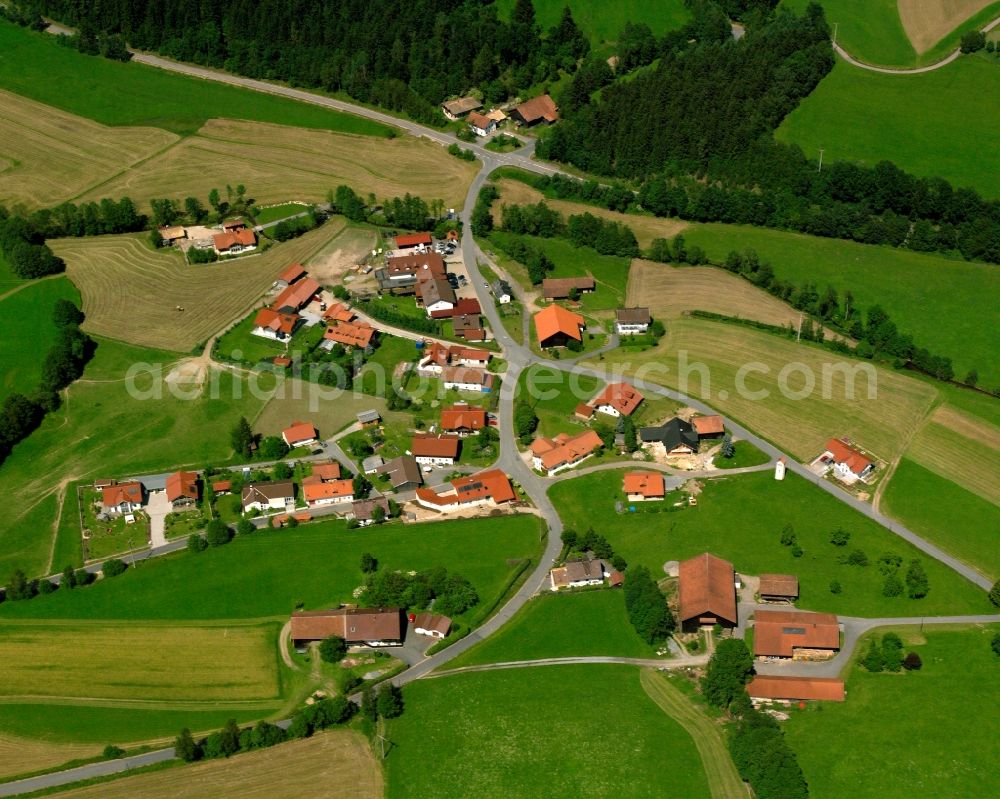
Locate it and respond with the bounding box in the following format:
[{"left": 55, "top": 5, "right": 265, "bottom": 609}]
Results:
[
  {"left": 531, "top": 302, "right": 653, "bottom": 350},
  {"left": 159, "top": 217, "right": 258, "bottom": 257},
  {"left": 441, "top": 93, "right": 559, "bottom": 137},
  {"left": 97, "top": 471, "right": 201, "bottom": 517},
  {"left": 415, "top": 468, "right": 516, "bottom": 512}
]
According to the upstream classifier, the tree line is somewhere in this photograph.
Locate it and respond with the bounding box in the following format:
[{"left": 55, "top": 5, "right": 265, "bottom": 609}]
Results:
[
  {"left": 499, "top": 201, "right": 641, "bottom": 257},
  {"left": 360, "top": 564, "right": 479, "bottom": 618},
  {"left": 0, "top": 207, "right": 65, "bottom": 279},
  {"left": 3, "top": 555, "right": 127, "bottom": 603}
]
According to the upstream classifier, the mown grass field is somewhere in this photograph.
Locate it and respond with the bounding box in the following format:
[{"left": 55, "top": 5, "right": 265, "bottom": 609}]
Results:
[
  {"left": 0, "top": 276, "right": 80, "bottom": 401},
  {"left": 387, "top": 664, "right": 711, "bottom": 799},
  {"left": 253, "top": 202, "right": 311, "bottom": 225},
  {"left": 0, "top": 338, "right": 273, "bottom": 575},
  {"left": 51, "top": 221, "right": 346, "bottom": 352},
  {"left": 492, "top": 0, "right": 689, "bottom": 43},
  {"left": 882, "top": 459, "right": 1000, "bottom": 581},
  {"left": 782, "top": 0, "right": 916, "bottom": 65},
  {"left": 0, "top": 20, "right": 391, "bottom": 137},
  {"left": 682, "top": 222, "right": 1000, "bottom": 388},
  {"left": 445, "top": 589, "right": 657, "bottom": 668},
  {"left": 550, "top": 470, "right": 993, "bottom": 617},
  {"left": 777, "top": 58, "right": 1000, "bottom": 198},
  {"left": 785, "top": 624, "right": 1000, "bottom": 799},
  {"left": 79, "top": 117, "right": 477, "bottom": 211},
  {"left": 595, "top": 316, "right": 938, "bottom": 464},
  {"left": 0, "top": 621, "right": 280, "bottom": 702},
  {"left": 58, "top": 730, "right": 382, "bottom": 799},
  {"left": 0, "top": 89, "right": 179, "bottom": 208}
]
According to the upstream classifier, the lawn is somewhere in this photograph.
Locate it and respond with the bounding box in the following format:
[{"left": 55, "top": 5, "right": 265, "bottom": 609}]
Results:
[
  {"left": 784, "top": 624, "right": 1000, "bottom": 799},
  {"left": 253, "top": 202, "right": 312, "bottom": 225},
  {"left": 0, "top": 515, "right": 544, "bottom": 621},
  {"left": 0, "top": 620, "right": 281, "bottom": 703},
  {"left": 549, "top": 469, "right": 993, "bottom": 617},
  {"left": 357, "top": 334, "right": 419, "bottom": 396},
  {"left": 79, "top": 485, "right": 152, "bottom": 561},
  {"left": 492, "top": 0, "right": 690, "bottom": 43},
  {"left": 882, "top": 459, "right": 1000, "bottom": 582},
  {"left": 386, "top": 664, "right": 711, "bottom": 799},
  {"left": 445, "top": 589, "right": 658, "bottom": 668},
  {"left": 781, "top": 0, "right": 916, "bottom": 65},
  {"left": 516, "top": 363, "right": 604, "bottom": 437},
  {"left": 0, "top": 20, "right": 391, "bottom": 137},
  {"left": 711, "top": 438, "right": 770, "bottom": 469},
  {"left": 214, "top": 311, "right": 294, "bottom": 365},
  {"left": 0, "top": 275, "right": 81, "bottom": 401},
  {"left": 777, "top": 57, "right": 1000, "bottom": 198},
  {"left": 682, "top": 223, "right": 1000, "bottom": 388}
]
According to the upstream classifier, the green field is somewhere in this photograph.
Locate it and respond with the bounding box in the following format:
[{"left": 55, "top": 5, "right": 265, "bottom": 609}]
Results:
[
  {"left": 882, "top": 459, "right": 1000, "bottom": 581},
  {"left": 253, "top": 203, "right": 312, "bottom": 225},
  {"left": 0, "top": 276, "right": 81, "bottom": 401},
  {"left": 682, "top": 223, "right": 1000, "bottom": 388},
  {"left": 0, "top": 21, "right": 391, "bottom": 137},
  {"left": 0, "top": 515, "right": 543, "bottom": 621},
  {"left": 777, "top": 57, "right": 1000, "bottom": 198},
  {"left": 492, "top": 0, "right": 690, "bottom": 44},
  {"left": 782, "top": 0, "right": 915, "bottom": 65},
  {"left": 516, "top": 363, "right": 604, "bottom": 436},
  {"left": 711, "top": 438, "right": 770, "bottom": 469},
  {"left": 550, "top": 470, "right": 992, "bottom": 616},
  {"left": 386, "top": 664, "right": 711, "bottom": 799},
  {"left": 214, "top": 312, "right": 292, "bottom": 365},
  {"left": 445, "top": 589, "right": 657, "bottom": 668},
  {"left": 785, "top": 624, "right": 1000, "bottom": 799}
]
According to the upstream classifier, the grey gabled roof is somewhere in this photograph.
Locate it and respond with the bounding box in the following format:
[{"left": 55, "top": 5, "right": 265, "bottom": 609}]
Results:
[
  {"left": 357, "top": 409, "right": 381, "bottom": 423},
  {"left": 639, "top": 418, "right": 698, "bottom": 451}
]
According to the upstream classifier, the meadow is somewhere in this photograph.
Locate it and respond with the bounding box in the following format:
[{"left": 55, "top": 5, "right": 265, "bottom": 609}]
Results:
[
  {"left": 0, "top": 276, "right": 80, "bottom": 400},
  {"left": 781, "top": 0, "right": 916, "bottom": 65},
  {"left": 550, "top": 469, "right": 993, "bottom": 617},
  {"left": 882, "top": 459, "right": 1000, "bottom": 581},
  {"left": 386, "top": 664, "right": 711, "bottom": 799},
  {"left": 516, "top": 363, "right": 604, "bottom": 436},
  {"left": 491, "top": 0, "right": 689, "bottom": 43},
  {"left": 784, "top": 624, "right": 1000, "bottom": 799},
  {"left": 595, "top": 316, "right": 939, "bottom": 464},
  {"left": 682, "top": 222, "right": 1000, "bottom": 388},
  {"left": 51, "top": 221, "right": 347, "bottom": 352},
  {"left": 777, "top": 57, "right": 1000, "bottom": 198},
  {"left": 0, "top": 20, "right": 391, "bottom": 137},
  {"left": 57, "top": 730, "right": 382, "bottom": 799},
  {"left": 0, "top": 620, "right": 280, "bottom": 703},
  {"left": 445, "top": 589, "right": 657, "bottom": 668},
  {"left": 78, "top": 117, "right": 477, "bottom": 211}
]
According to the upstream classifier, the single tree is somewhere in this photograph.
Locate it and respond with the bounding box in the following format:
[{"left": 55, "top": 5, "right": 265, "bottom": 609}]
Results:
[
  {"left": 622, "top": 415, "right": 637, "bottom": 452},
  {"left": 272, "top": 462, "right": 292, "bottom": 480},
  {"left": 376, "top": 684, "right": 404, "bottom": 719},
  {"left": 903, "top": 651, "right": 923, "bottom": 670},
  {"left": 560, "top": 528, "right": 578, "bottom": 550},
  {"left": 701, "top": 639, "right": 754, "bottom": 709},
  {"left": 882, "top": 573, "right": 903, "bottom": 597},
  {"left": 174, "top": 728, "right": 199, "bottom": 762},
  {"left": 371, "top": 505, "right": 387, "bottom": 524},
  {"left": 991, "top": 632, "right": 1000, "bottom": 658},
  {"left": 721, "top": 433, "right": 735, "bottom": 458},
  {"left": 905, "top": 559, "right": 929, "bottom": 598},
  {"left": 102, "top": 558, "right": 127, "bottom": 578},
  {"left": 779, "top": 524, "right": 797, "bottom": 547},
  {"left": 205, "top": 519, "right": 232, "bottom": 547},
  {"left": 862, "top": 638, "right": 884, "bottom": 672},
  {"left": 361, "top": 686, "right": 377, "bottom": 721},
  {"left": 187, "top": 533, "right": 207, "bottom": 553},
  {"left": 318, "top": 635, "right": 347, "bottom": 664},
  {"left": 102, "top": 745, "right": 125, "bottom": 759},
  {"left": 360, "top": 552, "right": 379, "bottom": 573},
  {"left": 62, "top": 564, "right": 77, "bottom": 589},
  {"left": 353, "top": 474, "right": 372, "bottom": 499},
  {"left": 830, "top": 528, "right": 850, "bottom": 547},
  {"left": 230, "top": 416, "right": 254, "bottom": 459},
  {"left": 236, "top": 518, "right": 255, "bottom": 536},
  {"left": 990, "top": 580, "right": 1000, "bottom": 608},
  {"left": 219, "top": 719, "right": 241, "bottom": 757}
]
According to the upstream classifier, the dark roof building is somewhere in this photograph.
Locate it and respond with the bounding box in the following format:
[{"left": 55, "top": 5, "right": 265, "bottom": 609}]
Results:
[
  {"left": 542, "top": 276, "right": 595, "bottom": 300},
  {"left": 678, "top": 552, "right": 738, "bottom": 631},
  {"left": 377, "top": 455, "right": 423, "bottom": 491},
  {"left": 640, "top": 418, "right": 699, "bottom": 454}
]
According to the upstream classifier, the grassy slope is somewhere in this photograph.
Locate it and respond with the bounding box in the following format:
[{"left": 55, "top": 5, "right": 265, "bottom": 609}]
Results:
[
  {"left": 0, "top": 515, "right": 542, "bottom": 621},
  {"left": 445, "top": 589, "right": 656, "bottom": 668},
  {"left": 882, "top": 459, "right": 1000, "bottom": 581},
  {"left": 386, "top": 665, "right": 711, "bottom": 799},
  {"left": 0, "top": 21, "right": 391, "bottom": 137},
  {"left": 782, "top": 0, "right": 915, "bottom": 65},
  {"left": 492, "top": 0, "right": 690, "bottom": 43},
  {"left": 785, "top": 625, "right": 1000, "bottom": 799},
  {"left": 777, "top": 57, "right": 1000, "bottom": 198},
  {"left": 682, "top": 223, "right": 1000, "bottom": 389},
  {"left": 0, "top": 276, "right": 80, "bottom": 401},
  {"left": 550, "top": 470, "right": 992, "bottom": 616}
]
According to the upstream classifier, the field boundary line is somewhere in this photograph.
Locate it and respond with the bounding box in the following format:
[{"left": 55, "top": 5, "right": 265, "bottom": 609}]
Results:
[{"left": 66, "top": 136, "right": 185, "bottom": 205}]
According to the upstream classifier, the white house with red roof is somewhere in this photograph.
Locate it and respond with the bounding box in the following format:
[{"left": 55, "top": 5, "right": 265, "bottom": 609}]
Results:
[
  {"left": 414, "top": 469, "right": 515, "bottom": 512},
  {"left": 101, "top": 481, "right": 145, "bottom": 515},
  {"left": 589, "top": 382, "right": 644, "bottom": 418},
  {"left": 282, "top": 421, "right": 319, "bottom": 448},
  {"left": 820, "top": 438, "right": 874, "bottom": 483},
  {"left": 251, "top": 308, "right": 301, "bottom": 341}
]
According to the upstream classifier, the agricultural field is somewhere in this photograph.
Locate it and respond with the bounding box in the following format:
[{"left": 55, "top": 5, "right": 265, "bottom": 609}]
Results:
[
  {"left": 626, "top": 260, "right": 809, "bottom": 329},
  {"left": 386, "top": 664, "right": 711, "bottom": 799},
  {"left": 50, "top": 221, "right": 346, "bottom": 352},
  {"left": 682, "top": 223, "right": 1000, "bottom": 388},
  {"left": 57, "top": 730, "right": 382, "bottom": 799},
  {"left": 0, "top": 620, "right": 280, "bottom": 703},
  {"left": 253, "top": 202, "right": 312, "bottom": 226},
  {"left": 550, "top": 469, "right": 993, "bottom": 617},
  {"left": 0, "top": 338, "right": 273, "bottom": 575},
  {"left": 492, "top": 0, "right": 690, "bottom": 43},
  {"left": 777, "top": 58, "right": 1000, "bottom": 198},
  {"left": 0, "top": 89, "right": 178, "bottom": 208},
  {"left": 785, "top": 624, "right": 1000, "bottom": 799},
  {"left": 0, "top": 275, "right": 80, "bottom": 401},
  {"left": 882, "top": 459, "right": 1000, "bottom": 581},
  {"left": 0, "top": 20, "right": 391, "bottom": 137},
  {"left": 594, "top": 316, "right": 939, "bottom": 464},
  {"left": 0, "top": 733, "right": 98, "bottom": 782},
  {"left": 78, "top": 118, "right": 477, "bottom": 211},
  {"left": 445, "top": 589, "right": 658, "bottom": 668}
]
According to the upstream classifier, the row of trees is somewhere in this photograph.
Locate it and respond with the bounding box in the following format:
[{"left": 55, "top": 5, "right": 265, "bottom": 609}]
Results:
[
  {"left": 16, "top": 197, "right": 145, "bottom": 240},
  {"left": 0, "top": 207, "right": 65, "bottom": 278},
  {"left": 499, "top": 201, "right": 641, "bottom": 258},
  {"left": 623, "top": 565, "right": 675, "bottom": 643},
  {"left": 3, "top": 556, "right": 127, "bottom": 603}
]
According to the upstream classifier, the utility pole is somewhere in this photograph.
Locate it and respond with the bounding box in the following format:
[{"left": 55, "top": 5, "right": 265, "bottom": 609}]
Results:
[
  {"left": 832, "top": 22, "right": 839, "bottom": 47},
  {"left": 796, "top": 313, "right": 803, "bottom": 342},
  {"left": 818, "top": 148, "right": 825, "bottom": 172}
]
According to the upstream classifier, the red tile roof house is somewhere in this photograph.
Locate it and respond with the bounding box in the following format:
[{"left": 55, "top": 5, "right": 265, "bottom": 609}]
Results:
[
  {"left": 820, "top": 437, "right": 875, "bottom": 483},
  {"left": 753, "top": 610, "right": 841, "bottom": 660},
  {"left": 276, "top": 262, "right": 306, "bottom": 288},
  {"left": 440, "top": 403, "right": 487, "bottom": 435},
  {"left": 101, "top": 481, "right": 145, "bottom": 515},
  {"left": 303, "top": 461, "right": 342, "bottom": 483},
  {"left": 534, "top": 304, "right": 585, "bottom": 348},
  {"left": 548, "top": 558, "right": 610, "bottom": 591},
  {"left": 415, "top": 469, "right": 516, "bottom": 512},
  {"left": 441, "top": 366, "right": 494, "bottom": 393},
  {"left": 530, "top": 430, "right": 603, "bottom": 476},
  {"left": 692, "top": 414, "right": 725, "bottom": 439},
  {"left": 467, "top": 111, "right": 497, "bottom": 137},
  {"left": 241, "top": 481, "right": 295, "bottom": 513},
  {"left": 590, "top": 382, "right": 644, "bottom": 418},
  {"left": 417, "top": 342, "right": 491, "bottom": 375},
  {"left": 251, "top": 308, "right": 301, "bottom": 341},
  {"left": 623, "top": 471, "right": 665, "bottom": 502},
  {"left": 289, "top": 607, "right": 404, "bottom": 648},
  {"left": 542, "top": 276, "right": 595, "bottom": 301},
  {"left": 322, "top": 320, "right": 375, "bottom": 349},
  {"left": 385, "top": 251, "right": 447, "bottom": 283},
  {"left": 451, "top": 312, "right": 489, "bottom": 341},
  {"left": 212, "top": 227, "right": 257, "bottom": 256},
  {"left": 748, "top": 675, "right": 845, "bottom": 704},
  {"left": 758, "top": 573, "right": 799, "bottom": 602},
  {"left": 678, "top": 552, "right": 738, "bottom": 632},
  {"left": 272, "top": 277, "right": 321, "bottom": 313},
  {"left": 303, "top": 478, "right": 354, "bottom": 508},
  {"left": 410, "top": 434, "right": 461, "bottom": 466},
  {"left": 323, "top": 302, "right": 355, "bottom": 324},
  {"left": 212, "top": 479, "right": 233, "bottom": 496},
  {"left": 511, "top": 94, "right": 559, "bottom": 126},
  {"left": 165, "top": 471, "right": 199, "bottom": 509},
  {"left": 412, "top": 612, "right": 453, "bottom": 639},
  {"left": 282, "top": 421, "right": 319, "bottom": 448},
  {"left": 394, "top": 232, "right": 433, "bottom": 251}
]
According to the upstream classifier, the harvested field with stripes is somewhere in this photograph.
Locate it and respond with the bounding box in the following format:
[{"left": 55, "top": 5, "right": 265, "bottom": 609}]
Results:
[
  {"left": 50, "top": 220, "right": 346, "bottom": 352},
  {"left": 899, "top": 0, "right": 999, "bottom": 52},
  {"left": 0, "top": 733, "right": 97, "bottom": 781}
]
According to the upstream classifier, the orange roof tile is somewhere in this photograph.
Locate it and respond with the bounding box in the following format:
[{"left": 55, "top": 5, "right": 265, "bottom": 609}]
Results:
[
  {"left": 165, "top": 471, "right": 199, "bottom": 503},
  {"left": 323, "top": 303, "right": 355, "bottom": 323},
  {"left": 411, "top": 434, "right": 461, "bottom": 458},
  {"left": 592, "top": 382, "right": 644, "bottom": 416},
  {"left": 272, "top": 277, "right": 320, "bottom": 311},
  {"left": 748, "top": 675, "right": 845, "bottom": 702},
  {"left": 623, "top": 471, "right": 665, "bottom": 498},
  {"left": 253, "top": 308, "right": 299, "bottom": 336},
  {"left": 102, "top": 481, "right": 143, "bottom": 507},
  {"left": 303, "top": 479, "right": 354, "bottom": 503},
  {"left": 692, "top": 415, "right": 725, "bottom": 435},
  {"left": 678, "top": 553, "right": 737, "bottom": 626},
  {"left": 324, "top": 320, "right": 374, "bottom": 348},
  {"left": 753, "top": 610, "right": 840, "bottom": 658},
  {"left": 440, "top": 404, "right": 487, "bottom": 432},
  {"left": 213, "top": 228, "right": 256, "bottom": 251},
  {"left": 534, "top": 304, "right": 584, "bottom": 345},
  {"left": 282, "top": 421, "right": 318, "bottom": 446},
  {"left": 825, "top": 438, "right": 872, "bottom": 476},
  {"left": 538, "top": 429, "right": 602, "bottom": 471},
  {"left": 278, "top": 263, "right": 305, "bottom": 284},
  {"left": 395, "top": 232, "right": 433, "bottom": 248}
]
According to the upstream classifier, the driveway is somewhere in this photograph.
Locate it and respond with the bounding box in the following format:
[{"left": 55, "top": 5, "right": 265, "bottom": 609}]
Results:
[{"left": 144, "top": 490, "right": 171, "bottom": 548}]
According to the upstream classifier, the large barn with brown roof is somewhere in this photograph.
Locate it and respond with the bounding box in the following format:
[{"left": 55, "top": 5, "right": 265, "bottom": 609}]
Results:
[
  {"left": 677, "top": 552, "right": 738, "bottom": 631},
  {"left": 289, "top": 607, "right": 403, "bottom": 647},
  {"left": 511, "top": 94, "right": 559, "bottom": 126},
  {"left": 748, "top": 675, "right": 845, "bottom": 703},
  {"left": 534, "top": 304, "right": 584, "bottom": 348},
  {"left": 752, "top": 610, "right": 840, "bottom": 659}
]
